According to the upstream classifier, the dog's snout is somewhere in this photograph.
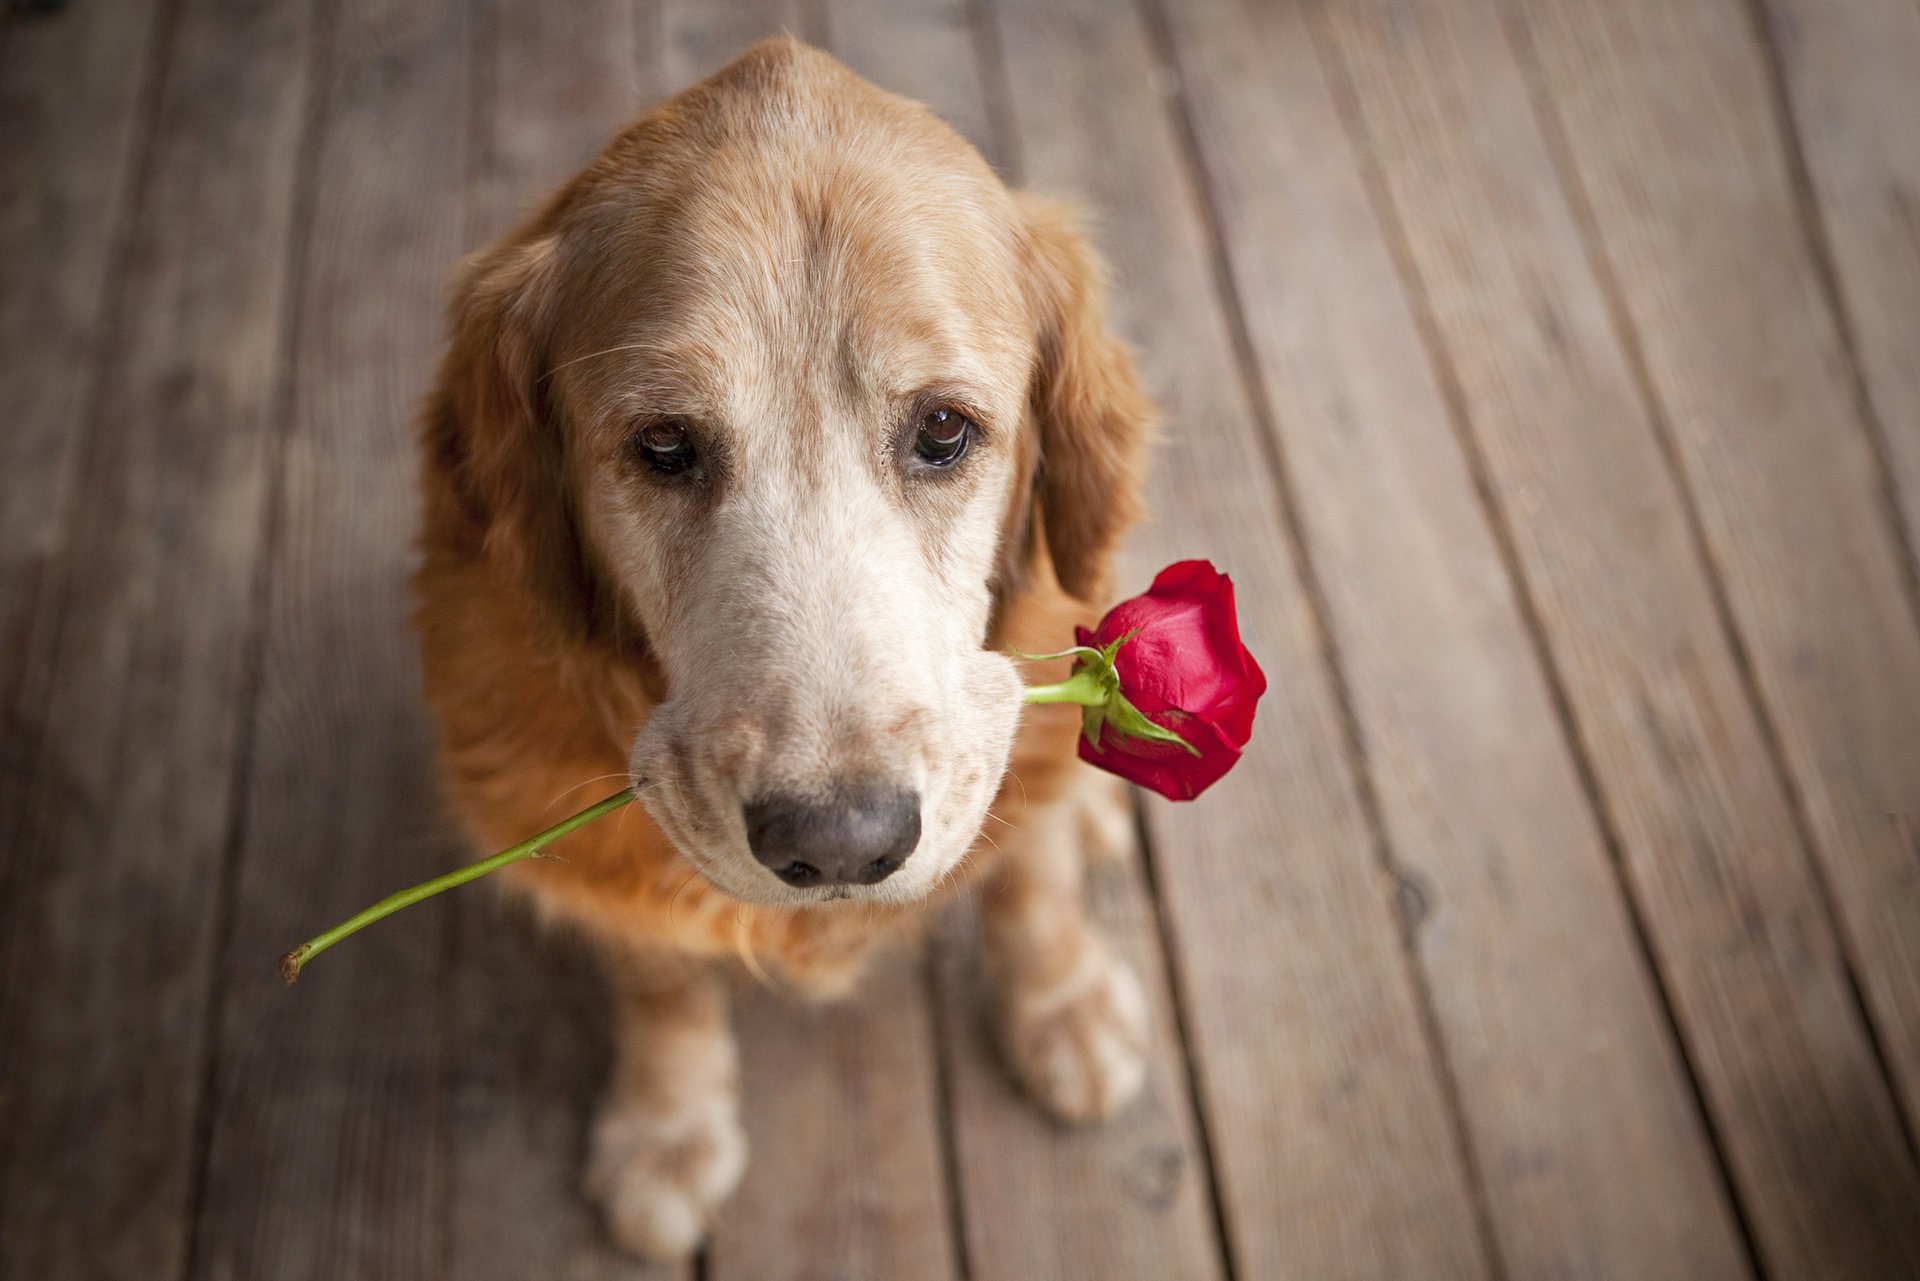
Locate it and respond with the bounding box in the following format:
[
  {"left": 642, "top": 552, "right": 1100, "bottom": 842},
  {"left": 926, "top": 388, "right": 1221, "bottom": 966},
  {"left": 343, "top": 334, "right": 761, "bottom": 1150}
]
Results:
[{"left": 743, "top": 789, "right": 922, "bottom": 888}]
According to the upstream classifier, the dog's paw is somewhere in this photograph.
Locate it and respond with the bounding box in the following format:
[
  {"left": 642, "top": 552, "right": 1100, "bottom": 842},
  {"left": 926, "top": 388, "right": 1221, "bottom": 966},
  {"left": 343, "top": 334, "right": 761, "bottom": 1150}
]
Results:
[
  {"left": 585, "top": 1093, "right": 748, "bottom": 1260},
  {"left": 1001, "top": 940, "right": 1150, "bottom": 1123},
  {"left": 1074, "top": 768, "right": 1138, "bottom": 864}
]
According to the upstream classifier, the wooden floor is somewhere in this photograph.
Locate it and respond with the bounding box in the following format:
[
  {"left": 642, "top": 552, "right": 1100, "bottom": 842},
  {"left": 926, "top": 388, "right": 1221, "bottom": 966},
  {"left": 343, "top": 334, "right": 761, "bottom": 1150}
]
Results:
[{"left": 4, "top": 0, "right": 1919, "bottom": 1276}]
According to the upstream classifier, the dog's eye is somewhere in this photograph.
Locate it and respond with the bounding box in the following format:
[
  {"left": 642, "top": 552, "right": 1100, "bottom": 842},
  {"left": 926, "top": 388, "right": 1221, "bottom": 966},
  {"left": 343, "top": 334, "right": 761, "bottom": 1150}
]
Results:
[
  {"left": 629, "top": 418, "right": 699, "bottom": 477},
  {"left": 912, "top": 407, "right": 973, "bottom": 468}
]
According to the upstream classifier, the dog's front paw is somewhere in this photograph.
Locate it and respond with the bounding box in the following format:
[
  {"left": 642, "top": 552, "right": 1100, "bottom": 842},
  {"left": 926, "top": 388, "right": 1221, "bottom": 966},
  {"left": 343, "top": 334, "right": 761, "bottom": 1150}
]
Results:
[
  {"left": 1000, "top": 939, "right": 1150, "bottom": 1123},
  {"left": 585, "top": 1092, "right": 747, "bottom": 1260},
  {"left": 1074, "top": 769, "right": 1139, "bottom": 865}
]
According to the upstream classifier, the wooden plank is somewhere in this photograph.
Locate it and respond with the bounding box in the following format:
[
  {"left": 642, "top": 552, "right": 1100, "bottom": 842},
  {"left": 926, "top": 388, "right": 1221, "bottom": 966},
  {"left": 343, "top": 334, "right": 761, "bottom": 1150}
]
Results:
[
  {"left": 1512, "top": 0, "right": 1920, "bottom": 1134},
  {"left": 714, "top": 961, "right": 962, "bottom": 1281},
  {"left": 983, "top": 1, "right": 1497, "bottom": 1277},
  {"left": 466, "top": 0, "right": 640, "bottom": 247},
  {"left": 1758, "top": 0, "right": 1920, "bottom": 563},
  {"left": 639, "top": 0, "right": 806, "bottom": 103},
  {"left": 450, "top": 904, "right": 676, "bottom": 1280},
  {"left": 933, "top": 867, "right": 1225, "bottom": 1281},
  {"left": 0, "top": 0, "right": 165, "bottom": 722},
  {"left": 819, "top": 0, "right": 998, "bottom": 171},
  {"left": 186, "top": 0, "right": 470, "bottom": 1273},
  {"left": 1145, "top": 1, "right": 1755, "bottom": 1276},
  {"left": 1310, "top": 0, "right": 1920, "bottom": 1275},
  {"left": 0, "top": 0, "right": 316, "bottom": 1275},
  {"left": 446, "top": 3, "right": 676, "bottom": 1277}
]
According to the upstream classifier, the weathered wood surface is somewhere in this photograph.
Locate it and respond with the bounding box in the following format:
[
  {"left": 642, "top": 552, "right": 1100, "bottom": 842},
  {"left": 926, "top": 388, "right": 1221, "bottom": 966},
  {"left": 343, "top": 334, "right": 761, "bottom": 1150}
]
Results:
[
  {"left": 640, "top": 0, "right": 806, "bottom": 103},
  {"left": 187, "top": 0, "right": 470, "bottom": 1274},
  {"left": 0, "top": 0, "right": 315, "bottom": 1275},
  {"left": 988, "top": 0, "right": 1499, "bottom": 1277},
  {"left": 1512, "top": 0, "right": 1920, "bottom": 1147},
  {"left": 1304, "top": 0, "right": 1920, "bottom": 1276},
  {"left": 451, "top": 906, "right": 679, "bottom": 1281},
  {"left": 0, "top": 0, "right": 166, "bottom": 705},
  {"left": 719, "top": 959, "right": 964, "bottom": 1281},
  {"left": 933, "top": 875, "right": 1227, "bottom": 1281},
  {"left": 1759, "top": 0, "right": 1920, "bottom": 563},
  {"left": 2, "top": 0, "right": 1918, "bottom": 1275},
  {"left": 1150, "top": 2, "right": 1748, "bottom": 1277}
]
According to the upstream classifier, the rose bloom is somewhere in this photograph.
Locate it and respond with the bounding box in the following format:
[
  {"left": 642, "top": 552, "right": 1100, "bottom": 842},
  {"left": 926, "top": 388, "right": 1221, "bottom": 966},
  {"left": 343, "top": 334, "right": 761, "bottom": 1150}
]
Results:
[{"left": 1075, "top": 560, "right": 1267, "bottom": 801}]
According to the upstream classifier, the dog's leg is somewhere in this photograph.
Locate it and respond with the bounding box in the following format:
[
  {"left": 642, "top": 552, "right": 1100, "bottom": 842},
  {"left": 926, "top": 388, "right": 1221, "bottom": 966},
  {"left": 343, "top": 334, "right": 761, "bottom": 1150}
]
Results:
[
  {"left": 983, "top": 769, "right": 1149, "bottom": 1122},
  {"left": 584, "top": 947, "right": 746, "bottom": 1260}
]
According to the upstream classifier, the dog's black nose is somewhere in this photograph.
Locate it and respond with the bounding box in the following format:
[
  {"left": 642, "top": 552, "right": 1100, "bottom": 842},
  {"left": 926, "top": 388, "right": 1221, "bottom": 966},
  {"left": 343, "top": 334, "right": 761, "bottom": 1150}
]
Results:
[{"left": 743, "top": 789, "right": 921, "bottom": 888}]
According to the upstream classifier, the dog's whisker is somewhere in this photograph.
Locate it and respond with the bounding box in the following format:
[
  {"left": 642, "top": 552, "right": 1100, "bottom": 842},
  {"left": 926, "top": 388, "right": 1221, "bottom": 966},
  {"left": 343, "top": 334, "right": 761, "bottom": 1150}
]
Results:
[
  {"left": 537, "top": 340, "right": 668, "bottom": 383},
  {"left": 542, "top": 772, "right": 630, "bottom": 814},
  {"left": 934, "top": 849, "right": 977, "bottom": 898},
  {"left": 732, "top": 906, "right": 773, "bottom": 987},
  {"left": 669, "top": 866, "right": 702, "bottom": 924}
]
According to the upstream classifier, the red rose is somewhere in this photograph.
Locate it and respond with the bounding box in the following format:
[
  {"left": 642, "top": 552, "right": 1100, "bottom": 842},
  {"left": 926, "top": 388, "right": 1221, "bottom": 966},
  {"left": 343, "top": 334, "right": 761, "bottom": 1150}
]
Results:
[{"left": 1050, "top": 560, "right": 1265, "bottom": 800}]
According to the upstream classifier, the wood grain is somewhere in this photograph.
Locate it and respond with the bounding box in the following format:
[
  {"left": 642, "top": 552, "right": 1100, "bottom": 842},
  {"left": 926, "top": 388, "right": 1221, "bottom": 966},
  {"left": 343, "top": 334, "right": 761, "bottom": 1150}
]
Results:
[
  {"left": 1312, "top": 0, "right": 1920, "bottom": 1274},
  {"left": 9, "top": 0, "right": 1920, "bottom": 1271},
  {"left": 0, "top": 0, "right": 316, "bottom": 1275},
  {"left": 467, "top": 0, "right": 640, "bottom": 248},
  {"left": 0, "top": 0, "right": 168, "bottom": 677},
  {"left": 820, "top": 0, "right": 998, "bottom": 171},
  {"left": 1150, "top": 1, "right": 1754, "bottom": 1276},
  {"left": 450, "top": 904, "right": 677, "bottom": 1281},
  {"left": 715, "top": 958, "right": 962, "bottom": 1281},
  {"left": 1512, "top": 0, "right": 1920, "bottom": 1137},
  {"left": 987, "top": 0, "right": 1497, "bottom": 1275},
  {"left": 187, "top": 0, "right": 470, "bottom": 1273},
  {"left": 640, "top": 0, "right": 808, "bottom": 104},
  {"left": 0, "top": 0, "right": 166, "bottom": 726},
  {"left": 934, "top": 870, "right": 1226, "bottom": 1281},
  {"left": 1758, "top": 0, "right": 1920, "bottom": 564}
]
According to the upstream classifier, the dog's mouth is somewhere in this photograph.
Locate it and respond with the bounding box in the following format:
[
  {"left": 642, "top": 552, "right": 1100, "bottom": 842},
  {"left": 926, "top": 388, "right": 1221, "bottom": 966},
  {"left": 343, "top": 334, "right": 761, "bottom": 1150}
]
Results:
[
  {"left": 633, "top": 777, "right": 976, "bottom": 909},
  {"left": 626, "top": 648, "right": 1023, "bottom": 908},
  {"left": 629, "top": 734, "right": 992, "bottom": 910}
]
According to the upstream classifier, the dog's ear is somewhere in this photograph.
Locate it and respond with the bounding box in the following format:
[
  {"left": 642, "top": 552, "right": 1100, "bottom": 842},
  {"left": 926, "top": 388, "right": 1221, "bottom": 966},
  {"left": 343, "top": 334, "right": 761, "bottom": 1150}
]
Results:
[
  {"left": 1012, "top": 195, "right": 1155, "bottom": 605},
  {"left": 424, "top": 232, "right": 604, "bottom": 648}
]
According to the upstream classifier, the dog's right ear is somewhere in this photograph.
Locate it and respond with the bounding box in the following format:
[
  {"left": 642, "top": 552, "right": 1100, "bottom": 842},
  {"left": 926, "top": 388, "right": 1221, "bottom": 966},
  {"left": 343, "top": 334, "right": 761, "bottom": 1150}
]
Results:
[{"left": 423, "top": 233, "right": 607, "bottom": 649}]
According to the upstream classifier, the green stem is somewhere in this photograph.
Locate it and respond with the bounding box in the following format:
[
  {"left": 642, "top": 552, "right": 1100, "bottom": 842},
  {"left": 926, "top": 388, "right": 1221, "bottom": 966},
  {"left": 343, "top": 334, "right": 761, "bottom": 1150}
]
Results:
[
  {"left": 282, "top": 657, "right": 1158, "bottom": 984},
  {"left": 1019, "top": 666, "right": 1109, "bottom": 707},
  {"left": 279, "top": 789, "right": 633, "bottom": 986}
]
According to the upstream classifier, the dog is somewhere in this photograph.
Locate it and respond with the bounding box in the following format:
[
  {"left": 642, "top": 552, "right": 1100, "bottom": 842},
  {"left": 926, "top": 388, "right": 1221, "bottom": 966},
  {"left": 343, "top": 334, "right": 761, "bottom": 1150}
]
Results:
[{"left": 413, "top": 37, "right": 1154, "bottom": 1259}]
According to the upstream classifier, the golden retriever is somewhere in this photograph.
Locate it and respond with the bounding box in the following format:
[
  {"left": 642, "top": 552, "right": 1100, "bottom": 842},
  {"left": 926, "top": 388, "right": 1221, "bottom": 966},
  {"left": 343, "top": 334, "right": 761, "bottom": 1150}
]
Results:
[{"left": 413, "top": 37, "right": 1154, "bottom": 1258}]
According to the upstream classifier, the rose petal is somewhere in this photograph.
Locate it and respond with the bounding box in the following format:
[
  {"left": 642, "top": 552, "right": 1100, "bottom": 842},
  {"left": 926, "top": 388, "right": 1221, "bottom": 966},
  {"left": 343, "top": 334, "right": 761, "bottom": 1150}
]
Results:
[
  {"left": 1077, "top": 707, "right": 1243, "bottom": 801},
  {"left": 1097, "top": 562, "right": 1263, "bottom": 741}
]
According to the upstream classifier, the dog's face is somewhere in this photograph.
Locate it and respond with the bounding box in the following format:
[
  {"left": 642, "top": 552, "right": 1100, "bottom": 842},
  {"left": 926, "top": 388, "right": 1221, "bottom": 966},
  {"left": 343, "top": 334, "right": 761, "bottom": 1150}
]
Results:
[{"left": 434, "top": 41, "right": 1149, "bottom": 907}]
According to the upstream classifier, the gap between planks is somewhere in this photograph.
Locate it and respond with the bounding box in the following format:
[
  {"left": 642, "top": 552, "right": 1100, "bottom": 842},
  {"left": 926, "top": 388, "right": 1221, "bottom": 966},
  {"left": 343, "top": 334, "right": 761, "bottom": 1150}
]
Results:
[
  {"left": 1131, "top": 0, "right": 1512, "bottom": 1274},
  {"left": 180, "top": 0, "right": 338, "bottom": 1277},
  {"left": 1498, "top": 0, "right": 1920, "bottom": 1162},
  {"left": 1293, "top": 5, "right": 1770, "bottom": 1273}
]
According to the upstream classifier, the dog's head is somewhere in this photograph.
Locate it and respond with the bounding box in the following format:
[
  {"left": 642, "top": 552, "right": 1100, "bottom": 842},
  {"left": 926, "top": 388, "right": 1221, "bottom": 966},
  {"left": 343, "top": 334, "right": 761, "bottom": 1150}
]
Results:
[{"left": 429, "top": 39, "right": 1150, "bottom": 906}]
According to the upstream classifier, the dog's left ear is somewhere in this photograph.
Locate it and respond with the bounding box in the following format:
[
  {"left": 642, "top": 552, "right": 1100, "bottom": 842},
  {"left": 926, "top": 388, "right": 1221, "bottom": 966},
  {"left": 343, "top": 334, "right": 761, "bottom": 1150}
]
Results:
[
  {"left": 424, "top": 232, "right": 607, "bottom": 649},
  {"left": 1006, "top": 194, "right": 1156, "bottom": 606}
]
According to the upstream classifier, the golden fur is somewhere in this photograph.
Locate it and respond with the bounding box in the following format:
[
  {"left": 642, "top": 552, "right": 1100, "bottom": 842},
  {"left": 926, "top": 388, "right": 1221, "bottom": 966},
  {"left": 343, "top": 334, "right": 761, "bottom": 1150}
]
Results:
[{"left": 413, "top": 38, "right": 1153, "bottom": 1257}]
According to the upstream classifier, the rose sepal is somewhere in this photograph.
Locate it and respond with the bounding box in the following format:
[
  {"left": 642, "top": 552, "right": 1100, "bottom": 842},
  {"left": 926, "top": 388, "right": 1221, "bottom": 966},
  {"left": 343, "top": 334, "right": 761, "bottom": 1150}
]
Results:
[{"left": 1019, "top": 631, "right": 1201, "bottom": 757}]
